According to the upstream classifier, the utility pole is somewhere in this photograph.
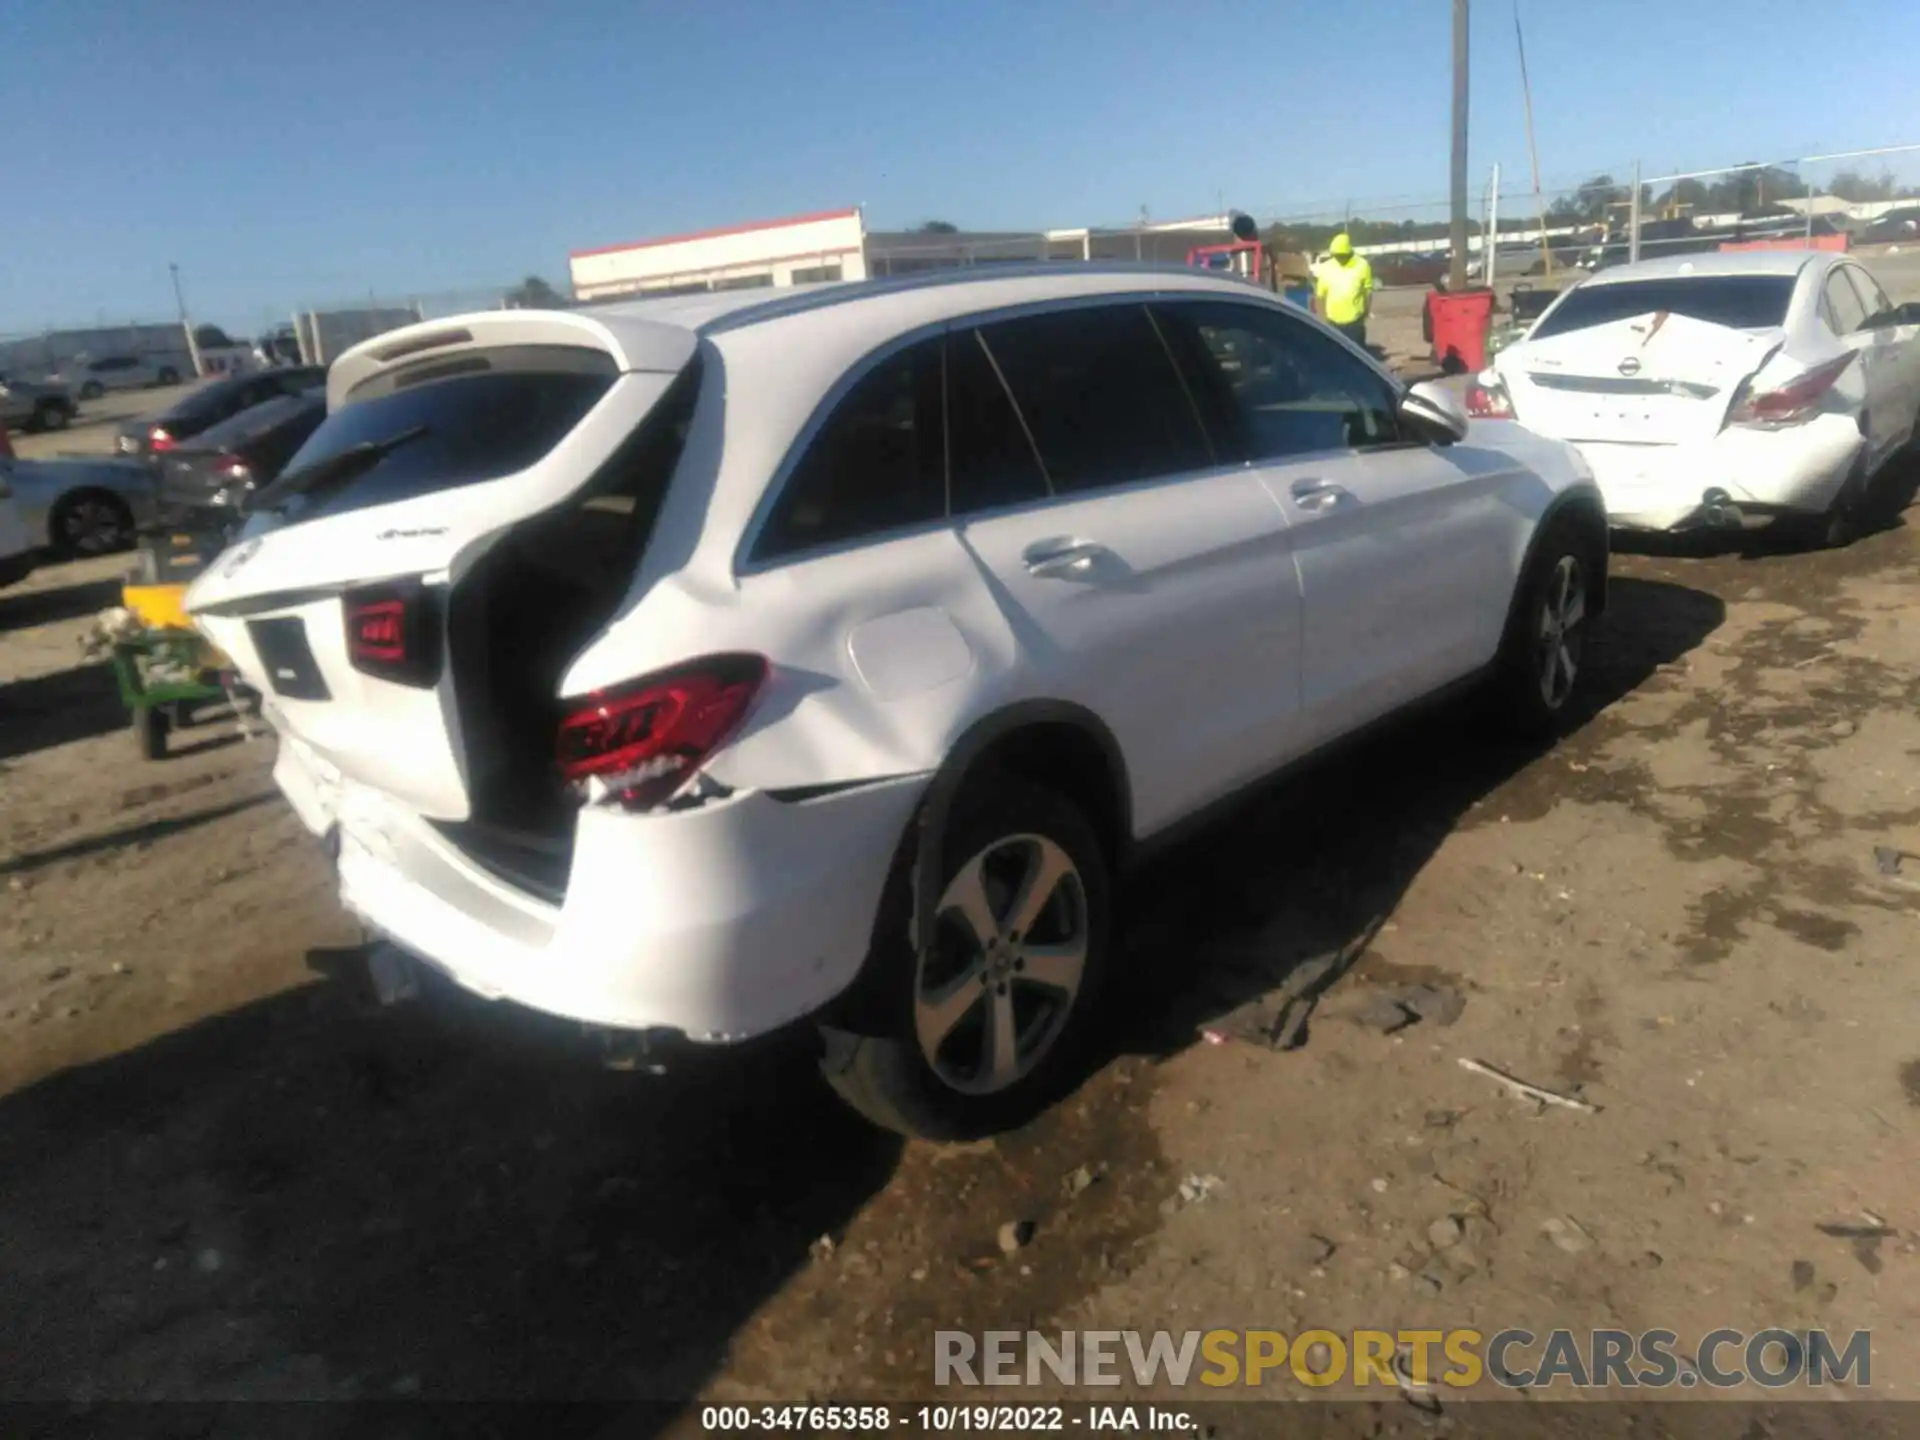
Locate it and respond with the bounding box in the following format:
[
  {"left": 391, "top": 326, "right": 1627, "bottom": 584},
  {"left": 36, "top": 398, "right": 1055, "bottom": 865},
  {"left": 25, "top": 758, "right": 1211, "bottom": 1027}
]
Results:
[
  {"left": 170, "top": 263, "right": 203, "bottom": 379},
  {"left": 1448, "top": 0, "right": 1471, "bottom": 291}
]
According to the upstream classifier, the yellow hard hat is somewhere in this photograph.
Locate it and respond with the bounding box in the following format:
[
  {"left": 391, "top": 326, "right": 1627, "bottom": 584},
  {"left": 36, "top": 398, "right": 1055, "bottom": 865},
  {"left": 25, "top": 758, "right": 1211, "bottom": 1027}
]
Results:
[{"left": 1330, "top": 233, "right": 1354, "bottom": 257}]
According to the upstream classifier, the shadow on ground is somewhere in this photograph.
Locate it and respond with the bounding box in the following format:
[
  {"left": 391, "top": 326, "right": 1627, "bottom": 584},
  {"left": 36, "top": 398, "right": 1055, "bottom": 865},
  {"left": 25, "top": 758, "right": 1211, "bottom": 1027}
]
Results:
[
  {"left": 0, "top": 977, "right": 902, "bottom": 1432},
  {"left": 1105, "top": 574, "right": 1726, "bottom": 1055},
  {"left": 0, "top": 575, "right": 121, "bottom": 631},
  {"left": 0, "top": 661, "right": 126, "bottom": 761}
]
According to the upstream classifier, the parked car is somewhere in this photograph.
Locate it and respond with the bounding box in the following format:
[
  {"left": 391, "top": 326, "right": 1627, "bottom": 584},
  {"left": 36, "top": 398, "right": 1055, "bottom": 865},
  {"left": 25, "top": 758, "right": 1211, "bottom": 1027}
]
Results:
[
  {"left": 1858, "top": 207, "right": 1920, "bottom": 246},
  {"left": 0, "top": 371, "right": 76, "bottom": 433},
  {"left": 0, "top": 435, "right": 37, "bottom": 588},
  {"left": 1471, "top": 251, "right": 1920, "bottom": 545},
  {"left": 115, "top": 366, "right": 326, "bottom": 462},
  {"left": 157, "top": 390, "right": 327, "bottom": 523},
  {"left": 0, "top": 452, "right": 159, "bottom": 557},
  {"left": 186, "top": 266, "right": 1609, "bottom": 1138},
  {"left": 55, "top": 354, "right": 182, "bottom": 399}
]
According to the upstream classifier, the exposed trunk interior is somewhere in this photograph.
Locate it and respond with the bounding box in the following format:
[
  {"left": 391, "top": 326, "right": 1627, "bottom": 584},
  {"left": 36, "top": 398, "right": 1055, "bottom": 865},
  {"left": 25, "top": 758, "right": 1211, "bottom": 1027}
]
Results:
[{"left": 435, "top": 359, "right": 703, "bottom": 901}]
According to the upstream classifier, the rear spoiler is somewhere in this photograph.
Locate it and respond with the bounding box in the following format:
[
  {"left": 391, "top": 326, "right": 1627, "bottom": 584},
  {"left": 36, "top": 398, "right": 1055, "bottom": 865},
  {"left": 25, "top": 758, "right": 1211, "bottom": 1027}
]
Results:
[{"left": 326, "top": 312, "right": 698, "bottom": 411}]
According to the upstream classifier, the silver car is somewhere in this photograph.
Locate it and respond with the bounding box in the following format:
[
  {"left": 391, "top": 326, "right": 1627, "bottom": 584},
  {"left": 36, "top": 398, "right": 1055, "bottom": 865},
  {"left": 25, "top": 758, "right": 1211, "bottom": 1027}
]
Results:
[
  {"left": 53, "top": 354, "right": 184, "bottom": 400},
  {"left": 0, "top": 454, "right": 159, "bottom": 556},
  {"left": 0, "top": 373, "right": 77, "bottom": 433}
]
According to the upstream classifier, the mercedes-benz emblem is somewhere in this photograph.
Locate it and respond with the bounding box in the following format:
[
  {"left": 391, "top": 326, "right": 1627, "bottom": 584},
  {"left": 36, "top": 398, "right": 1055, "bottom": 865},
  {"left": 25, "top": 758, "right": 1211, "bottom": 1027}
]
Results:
[{"left": 1617, "top": 357, "right": 1643, "bottom": 377}]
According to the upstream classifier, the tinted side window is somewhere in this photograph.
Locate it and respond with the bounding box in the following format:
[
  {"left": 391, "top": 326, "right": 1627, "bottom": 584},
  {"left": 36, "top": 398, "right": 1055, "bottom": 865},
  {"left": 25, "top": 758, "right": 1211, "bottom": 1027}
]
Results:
[
  {"left": 755, "top": 336, "right": 945, "bottom": 561},
  {"left": 946, "top": 329, "right": 1049, "bottom": 517},
  {"left": 978, "top": 305, "right": 1213, "bottom": 495},
  {"left": 1823, "top": 271, "right": 1867, "bottom": 335},
  {"left": 1161, "top": 300, "right": 1401, "bottom": 458}
]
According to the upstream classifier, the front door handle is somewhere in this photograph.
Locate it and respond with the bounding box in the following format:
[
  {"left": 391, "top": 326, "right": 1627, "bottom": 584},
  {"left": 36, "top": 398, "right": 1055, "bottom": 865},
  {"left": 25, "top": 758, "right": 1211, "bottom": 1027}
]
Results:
[
  {"left": 1022, "top": 536, "right": 1109, "bottom": 579},
  {"left": 1290, "top": 478, "right": 1351, "bottom": 510}
]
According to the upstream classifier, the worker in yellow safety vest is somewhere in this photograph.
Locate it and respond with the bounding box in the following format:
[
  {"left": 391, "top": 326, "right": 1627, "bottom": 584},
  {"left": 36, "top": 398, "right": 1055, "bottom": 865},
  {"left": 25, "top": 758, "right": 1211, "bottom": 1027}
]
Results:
[{"left": 1313, "top": 233, "right": 1375, "bottom": 348}]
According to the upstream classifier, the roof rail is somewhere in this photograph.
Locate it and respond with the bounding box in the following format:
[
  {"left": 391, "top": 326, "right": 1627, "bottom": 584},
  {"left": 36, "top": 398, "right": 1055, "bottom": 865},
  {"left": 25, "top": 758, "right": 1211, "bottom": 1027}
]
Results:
[{"left": 690, "top": 260, "right": 1231, "bottom": 335}]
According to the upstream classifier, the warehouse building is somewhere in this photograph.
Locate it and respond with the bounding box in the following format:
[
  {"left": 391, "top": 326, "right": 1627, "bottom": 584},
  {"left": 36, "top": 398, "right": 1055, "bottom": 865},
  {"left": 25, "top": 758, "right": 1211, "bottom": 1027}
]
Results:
[{"left": 568, "top": 207, "right": 1238, "bottom": 302}]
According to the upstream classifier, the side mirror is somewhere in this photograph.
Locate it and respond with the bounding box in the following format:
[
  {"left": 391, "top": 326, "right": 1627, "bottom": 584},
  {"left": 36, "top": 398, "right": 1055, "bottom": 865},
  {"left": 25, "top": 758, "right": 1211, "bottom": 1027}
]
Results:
[{"left": 1400, "top": 380, "right": 1470, "bottom": 445}]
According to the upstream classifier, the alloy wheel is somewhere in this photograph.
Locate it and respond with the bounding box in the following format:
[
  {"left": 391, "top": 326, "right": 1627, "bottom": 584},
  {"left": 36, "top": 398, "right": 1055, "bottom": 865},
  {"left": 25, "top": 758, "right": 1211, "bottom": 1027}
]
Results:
[
  {"left": 1535, "top": 554, "right": 1586, "bottom": 711},
  {"left": 62, "top": 496, "right": 130, "bottom": 555},
  {"left": 915, "top": 833, "right": 1089, "bottom": 1096}
]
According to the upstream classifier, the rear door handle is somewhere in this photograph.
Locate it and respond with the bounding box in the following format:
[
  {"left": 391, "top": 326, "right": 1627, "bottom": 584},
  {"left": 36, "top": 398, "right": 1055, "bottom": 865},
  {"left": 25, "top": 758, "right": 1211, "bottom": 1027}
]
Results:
[
  {"left": 1022, "top": 536, "right": 1110, "bottom": 579},
  {"left": 1290, "top": 478, "right": 1351, "bottom": 510}
]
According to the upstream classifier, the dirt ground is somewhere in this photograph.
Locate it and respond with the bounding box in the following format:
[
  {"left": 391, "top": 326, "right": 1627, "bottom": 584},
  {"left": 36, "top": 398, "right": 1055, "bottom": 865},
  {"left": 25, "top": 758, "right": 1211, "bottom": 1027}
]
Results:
[{"left": 5, "top": 501, "right": 1920, "bottom": 1434}]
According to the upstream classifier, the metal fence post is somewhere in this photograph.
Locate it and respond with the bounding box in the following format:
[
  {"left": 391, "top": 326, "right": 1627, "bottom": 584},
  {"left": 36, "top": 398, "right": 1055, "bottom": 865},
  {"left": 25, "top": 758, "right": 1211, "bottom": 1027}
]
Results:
[
  {"left": 1486, "top": 162, "right": 1501, "bottom": 286},
  {"left": 1628, "top": 161, "right": 1642, "bottom": 264}
]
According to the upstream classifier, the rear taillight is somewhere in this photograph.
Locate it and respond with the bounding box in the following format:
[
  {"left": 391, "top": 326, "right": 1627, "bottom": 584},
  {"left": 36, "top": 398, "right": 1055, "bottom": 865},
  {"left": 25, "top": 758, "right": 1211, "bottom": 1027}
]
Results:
[
  {"left": 212, "top": 454, "right": 252, "bottom": 485},
  {"left": 343, "top": 580, "right": 441, "bottom": 688},
  {"left": 557, "top": 654, "right": 768, "bottom": 812},
  {"left": 149, "top": 426, "right": 175, "bottom": 453},
  {"left": 1726, "top": 353, "right": 1856, "bottom": 428},
  {"left": 1466, "top": 374, "right": 1514, "bottom": 419}
]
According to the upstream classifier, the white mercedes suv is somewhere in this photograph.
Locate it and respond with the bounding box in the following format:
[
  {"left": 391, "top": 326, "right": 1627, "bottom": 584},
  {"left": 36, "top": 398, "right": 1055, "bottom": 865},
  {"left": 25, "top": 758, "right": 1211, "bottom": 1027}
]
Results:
[{"left": 186, "top": 265, "right": 1608, "bottom": 1137}]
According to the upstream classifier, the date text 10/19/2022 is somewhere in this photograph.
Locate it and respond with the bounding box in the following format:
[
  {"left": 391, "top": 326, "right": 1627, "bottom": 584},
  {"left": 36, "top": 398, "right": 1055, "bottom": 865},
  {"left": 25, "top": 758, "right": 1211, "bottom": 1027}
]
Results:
[{"left": 699, "top": 1405, "right": 1197, "bottom": 1432}]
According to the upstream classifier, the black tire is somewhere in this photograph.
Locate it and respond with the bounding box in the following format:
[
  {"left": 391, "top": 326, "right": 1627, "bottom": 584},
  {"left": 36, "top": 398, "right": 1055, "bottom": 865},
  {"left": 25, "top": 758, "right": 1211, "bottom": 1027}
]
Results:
[
  {"left": 79, "top": 381, "right": 104, "bottom": 400},
  {"left": 50, "top": 489, "right": 135, "bottom": 557},
  {"left": 819, "top": 777, "right": 1113, "bottom": 1140},
  {"left": 1488, "top": 515, "right": 1601, "bottom": 739},
  {"left": 134, "top": 706, "right": 169, "bottom": 760},
  {"left": 31, "top": 400, "right": 68, "bottom": 433},
  {"left": 157, "top": 367, "right": 180, "bottom": 386}
]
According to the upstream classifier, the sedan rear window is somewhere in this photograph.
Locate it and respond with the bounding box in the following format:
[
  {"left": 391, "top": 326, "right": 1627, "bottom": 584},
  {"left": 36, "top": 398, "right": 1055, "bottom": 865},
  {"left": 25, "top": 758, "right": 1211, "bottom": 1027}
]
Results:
[
  {"left": 266, "top": 346, "right": 617, "bottom": 522},
  {"left": 1531, "top": 276, "right": 1795, "bottom": 339}
]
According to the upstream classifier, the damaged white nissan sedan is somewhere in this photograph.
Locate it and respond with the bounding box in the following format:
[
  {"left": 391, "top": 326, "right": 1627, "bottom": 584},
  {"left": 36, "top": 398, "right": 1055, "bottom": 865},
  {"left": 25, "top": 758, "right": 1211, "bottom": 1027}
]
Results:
[{"left": 1472, "top": 251, "right": 1920, "bottom": 544}]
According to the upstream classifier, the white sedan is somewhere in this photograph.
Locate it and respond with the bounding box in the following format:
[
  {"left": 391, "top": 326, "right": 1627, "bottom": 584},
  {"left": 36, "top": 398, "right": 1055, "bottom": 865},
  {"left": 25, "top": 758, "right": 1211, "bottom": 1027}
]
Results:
[{"left": 1472, "top": 251, "right": 1920, "bottom": 545}]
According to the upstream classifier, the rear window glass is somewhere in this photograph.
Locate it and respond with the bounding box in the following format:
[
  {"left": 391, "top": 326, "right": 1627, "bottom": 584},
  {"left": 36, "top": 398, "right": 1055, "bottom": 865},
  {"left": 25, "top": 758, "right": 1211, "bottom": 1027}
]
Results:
[
  {"left": 195, "top": 393, "right": 318, "bottom": 450},
  {"left": 1531, "top": 276, "right": 1795, "bottom": 339},
  {"left": 269, "top": 347, "right": 617, "bottom": 522}
]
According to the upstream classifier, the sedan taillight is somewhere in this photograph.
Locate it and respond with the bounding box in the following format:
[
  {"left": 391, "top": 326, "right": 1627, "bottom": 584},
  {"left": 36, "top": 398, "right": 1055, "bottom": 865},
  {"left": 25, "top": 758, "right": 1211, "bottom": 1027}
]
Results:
[
  {"left": 557, "top": 655, "right": 768, "bottom": 812},
  {"left": 1726, "top": 352, "right": 1856, "bottom": 428},
  {"left": 149, "top": 426, "right": 175, "bottom": 453},
  {"left": 1466, "top": 374, "right": 1514, "bottom": 419}
]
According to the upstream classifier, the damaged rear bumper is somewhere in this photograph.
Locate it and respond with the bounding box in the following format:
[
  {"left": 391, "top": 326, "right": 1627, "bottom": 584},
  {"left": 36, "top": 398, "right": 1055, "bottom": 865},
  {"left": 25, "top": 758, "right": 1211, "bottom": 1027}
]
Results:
[
  {"left": 275, "top": 734, "right": 929, "bottom": 1043},
  {"left": 1573, "top": 418, "right": 1865, "bottom": 532}
]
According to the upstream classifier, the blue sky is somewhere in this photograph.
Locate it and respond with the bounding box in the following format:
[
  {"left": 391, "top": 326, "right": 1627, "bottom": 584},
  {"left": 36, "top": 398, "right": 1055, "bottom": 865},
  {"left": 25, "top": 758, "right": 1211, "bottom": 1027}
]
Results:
[{"left": 3, "top": 0, "right": 1915, "bottom": 336}]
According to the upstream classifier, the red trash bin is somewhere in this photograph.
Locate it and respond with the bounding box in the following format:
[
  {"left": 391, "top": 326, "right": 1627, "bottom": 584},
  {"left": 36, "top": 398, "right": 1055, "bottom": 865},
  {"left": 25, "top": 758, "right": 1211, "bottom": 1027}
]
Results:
[{"left": 1429, "top": 287, "right": 1497, "bottom": 374}]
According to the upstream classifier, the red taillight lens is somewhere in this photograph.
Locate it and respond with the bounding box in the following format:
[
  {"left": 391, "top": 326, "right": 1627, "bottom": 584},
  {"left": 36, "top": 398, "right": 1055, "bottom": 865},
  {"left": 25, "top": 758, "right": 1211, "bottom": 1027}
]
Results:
[
  {"left": 1727, "top": 352, "right": 1856, "bottom": 428},
  {"left": 343, "top": 580, "right": 441, "bottom": 688},
  {"left": 1466, "top": 378, "right": 1513, "bottom": 419},
  {"left": 557, "top": 654, "right": 769, "bottom": 811},
  {"left": 149, "top": 426, "right": 175, "bottom": 453}
]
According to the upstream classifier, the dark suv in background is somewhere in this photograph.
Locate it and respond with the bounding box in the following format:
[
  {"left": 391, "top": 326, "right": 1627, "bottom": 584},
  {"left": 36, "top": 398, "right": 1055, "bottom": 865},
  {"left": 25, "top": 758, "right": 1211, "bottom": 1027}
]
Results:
[{"left": 115, "top": 366, "right": 325, "bottom": 462}]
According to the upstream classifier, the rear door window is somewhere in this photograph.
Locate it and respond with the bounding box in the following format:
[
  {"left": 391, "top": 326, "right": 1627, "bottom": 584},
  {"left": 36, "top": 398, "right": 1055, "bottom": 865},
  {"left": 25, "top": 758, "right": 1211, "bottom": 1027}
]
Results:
[
  {"left": 752, "top": 335, "right": 946, "bottom": 561},
  {"left": 264, "top": 345, "right": 619, "bottom": 523},
  {"left": 946, "top": 329, "right": 1049, "bottom": 517},
  {"left": 975, "top": 304, "right": 1213, "bottom": 495},
  {"left": 1158, "top": 299, "right": 1402, "bottom": 458}
]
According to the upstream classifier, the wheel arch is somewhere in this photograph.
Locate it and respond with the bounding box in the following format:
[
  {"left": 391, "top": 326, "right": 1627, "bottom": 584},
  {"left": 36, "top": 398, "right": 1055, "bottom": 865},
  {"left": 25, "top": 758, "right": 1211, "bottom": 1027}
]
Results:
[
  {"left": 823, "top": 700, "right": 1134, "bottom": 1037},
  {"left": 1504, "top": 487, "right": 1609, "bottom": 645}
]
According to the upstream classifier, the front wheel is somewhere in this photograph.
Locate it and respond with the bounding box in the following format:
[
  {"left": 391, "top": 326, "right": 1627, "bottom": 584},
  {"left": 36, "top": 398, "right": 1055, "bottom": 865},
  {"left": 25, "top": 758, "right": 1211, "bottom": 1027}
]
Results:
[
  {"left": 33, "top": 400, "right": 69, "bottom": 432},
  {"left": 51, "top": 489, "right": 135, "bottom": 557},
  {"left": 820, "top": 777, "right": 1112, "bottom": 1140},
  {"left": 1488, "top": 518, "right": 1598, "bottom": 739},
  {"left": 156, "top": 367, "right": 180, "bottom": 386},
  {"left": 79, "top": 381, "right": 104, "bottom": 401}
]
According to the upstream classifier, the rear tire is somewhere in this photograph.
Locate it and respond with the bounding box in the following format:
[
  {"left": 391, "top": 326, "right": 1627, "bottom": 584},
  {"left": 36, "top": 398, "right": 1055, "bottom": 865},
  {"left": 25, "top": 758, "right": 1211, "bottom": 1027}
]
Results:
[
  {"left": 51, "top": 489, "right": 135, "bottom": 557},
  {"left": 157, "top": 367, "right": 180, "bottom": 386},
  {"left": 34, "top": 400, "right": 69, "bottom": 432},
  {"left": 79, "top": 381, "right": 104, "bottom": 401},
  {"left": 1488, "top": 515, "right": 1599, "bottom": 740},
  {"left": 819, "top": 777, "right": 1112, "bottom": 1140}
]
